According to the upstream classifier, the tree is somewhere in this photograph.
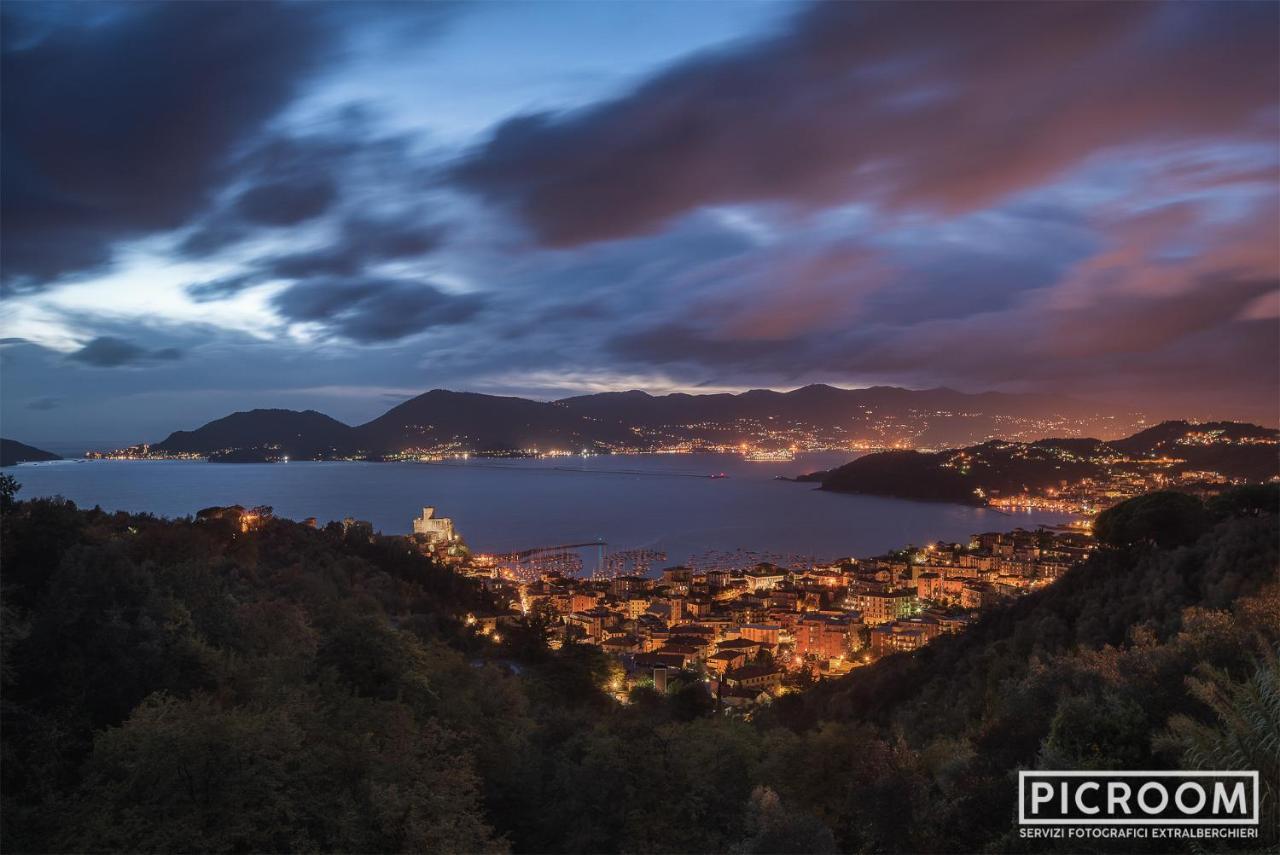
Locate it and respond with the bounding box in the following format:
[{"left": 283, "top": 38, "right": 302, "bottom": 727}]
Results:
[
  {"left": 1038, "top": 690, "right": 1150, "bottom": 769},
  {"left": 498, "top": 611, "right": 554, "bottom": 663},
  {"left": 736, "top": 786, "right": 837, "bottom": 854},
  {"left": 0, "top": 474, "right": 19, "bottom": 510},
  {"left": 60, "top": 693, "right": 310, "bottom": 853},
  {"left": 1094, "top": 491, "right": 1209, "bottom": 550},
  {"left": 1159, "top": 652, "right": 1280, "bottom": 847},
  {"left": 665, "top": 670, "right": 713, "bottom": 720},
  {"left": 61, "top": 692, "right": 506, "bottom": 853},
  {"left": 1207, "top": 483, "right": 1280, "bottom": 521}
]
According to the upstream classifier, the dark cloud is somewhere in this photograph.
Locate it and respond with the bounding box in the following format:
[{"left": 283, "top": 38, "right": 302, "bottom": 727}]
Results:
[
  {"left": 26, "top": 396, "right": 61, "bottom": 411},
  {"left": 1041, "top": 275, "right": 1278, "bottom": 360},
  {"left": 342, "top": 216, "right": 448, "bottom": 261},
  {"left": 863, "top": 207, "right": 1098, "bottom": 325},
  {"left": 185, "top": 274, "right": 260, "bottom": 304},
  {"left": 271, "top": 278, "right": 484, "bottom": 343},
  {"left": 611, "top": 323, "right": 802, "bottom": 371},
  {"left": 232, "top": 177, "right": 337, "bottom": 226},
  {"left": 185, "top": 215, "right": 447, "bottom": 303},
  {"left": 175, "top": 220, "right": 252, "bottom": 259},
  {"left": 176, "top": 120, "right": 436, "bottom": 261},
  {"left": 1, "top": 2, "right": 333, "bottom": 291},
  {"left": 68, "top": 336, "right": 185, "bottom": 368},
  {"left": 175, "top": 130, "right": 364, "bottom": 259},
  {"left": 453, "top": 2, "right": 1278, "bottom": 246},
  {"left": 263, "top": 216, "right": 446, "bottom": 279}
]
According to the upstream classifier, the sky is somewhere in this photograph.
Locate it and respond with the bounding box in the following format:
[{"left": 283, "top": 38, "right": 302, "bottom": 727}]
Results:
[{"left": 1, "top": 0, "right": 1277, "bottom": 444}]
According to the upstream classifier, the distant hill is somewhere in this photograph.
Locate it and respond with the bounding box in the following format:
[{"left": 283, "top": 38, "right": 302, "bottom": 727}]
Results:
[
  {"left": 141, "top": 385, "right": 1154, "bottom": 458},
  {"left": 355, "top": 389, "right": 633, "bottom": 454},
  {"left": 559, "top": 383, "right": 1068, "bottom": 423},
  {"left": 0, "top": 438, "right": 61, "bottom": 467},
  {"left": 556, "top": 383, "right": 1108, "bottom": 447},
  {"left": 1109, "top": 420, "right": 1280, "bottom": 478},
  {"left": 817, "top": 420, "right": 1279, "bottom": 504},
  {"left": 153, "top": 409, "right": 356, "bottom": 458}
]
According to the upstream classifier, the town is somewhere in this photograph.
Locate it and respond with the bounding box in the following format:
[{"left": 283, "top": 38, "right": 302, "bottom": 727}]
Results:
[{"left": 403, "top": 506, "right": 1095, "bottom": 711}]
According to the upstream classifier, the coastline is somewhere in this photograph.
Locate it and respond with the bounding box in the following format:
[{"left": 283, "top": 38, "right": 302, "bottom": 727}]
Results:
[{"left": 5, "top": 454, "right": 1076, "bottom": 565}]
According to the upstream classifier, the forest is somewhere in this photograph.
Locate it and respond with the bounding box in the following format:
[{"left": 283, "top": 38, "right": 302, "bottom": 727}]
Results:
[{"left": 1, "top": 474, "right": 1276, "bottom": 853}]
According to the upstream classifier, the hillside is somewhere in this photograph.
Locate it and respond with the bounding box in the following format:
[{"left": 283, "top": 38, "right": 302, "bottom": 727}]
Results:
[
  {"left": 817, "top": 420, "right": 1279, "bottom": 504},
  {"left": 355, "top": 389, "right": 632, "bottom": 454},
  {"left": 1110, "top": 420, "right": 1280, "bottom": 479},
  {"left": 1, "top": 479, "right": 1275, "bottom": 853},
  {"left": 152, "top": 409, "right": 357, "bottom": 458},
  {"left": 0, "top": 438, "right": 61, "bottom": 467}
]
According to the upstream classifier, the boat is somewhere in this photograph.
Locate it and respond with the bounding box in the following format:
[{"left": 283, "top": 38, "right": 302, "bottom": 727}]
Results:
[{"left": 709, "top": 472, "right": 729, "bottom": 479}]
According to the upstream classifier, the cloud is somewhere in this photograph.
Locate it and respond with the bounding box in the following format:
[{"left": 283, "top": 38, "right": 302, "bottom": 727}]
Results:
[
  {"left": 271, "top": 278, "right": 484, "bottom": 343},
  {"left": 232, "top": 176, "right": 337, "bottom": 226},
  {"left": 1, "top": 2, "right": 334, "bottom": 291},
  {"left": 185, "top": 274, "right": 261, "bottom": 304},
  {"left": 67, "top": 336, "right": 185, "bottom": 368},
  {"left": 2, "top": 0, "right": 1275, "bottom": 432},
  {"left": 611, "top": 323, "right": 801, "bottom": 371},
  {"left": 262, "top": 216, "right": 447, "bottom": 279},
  {"left": 26, "top": 396, "right": 61, "bottom": 411},
  {"left": 175, "top": 115, "right": 443, "bottom": 265},
  {"left": 593, "top": 149, "right": 1279, "bottom": 417},
  {"left": 185, "top": 214, "right": 448, "bottom": 303},
  {"left": 452, "top": 2, "right": 1278, "bottom": 246}
]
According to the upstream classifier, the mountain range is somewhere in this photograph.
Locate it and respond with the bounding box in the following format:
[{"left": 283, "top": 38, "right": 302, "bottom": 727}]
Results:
[{"left": 147, "top": 385, "right": 1152, "bottom": 458}]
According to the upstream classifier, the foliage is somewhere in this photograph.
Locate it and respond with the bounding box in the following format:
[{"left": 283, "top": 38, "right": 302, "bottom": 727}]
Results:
[
  {"left": 736, "top": 786, "right": 837, "bottom": 854},
  {"left": 0, "top": 472, "right": 20, "bottom": 509},
  {"left": 1158, "top": 647, "right": 1280, "bottom": 840},
  {"left": 1206, "top": 482, "right": 1280, "bottom": 520},
  {"left": 1094, "top": 490, "right": 1210, "bottom": 549}
]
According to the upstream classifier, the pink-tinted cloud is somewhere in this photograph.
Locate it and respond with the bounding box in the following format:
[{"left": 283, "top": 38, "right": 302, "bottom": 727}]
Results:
[{"left": 453, "top": 2, "right": 1278, "bottom": 246}]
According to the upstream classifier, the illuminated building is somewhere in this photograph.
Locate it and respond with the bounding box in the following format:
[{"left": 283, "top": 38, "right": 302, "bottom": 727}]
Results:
[
  {"left": 854, "top": 588, "right": 918, "bottom": 625},
  {"left": 412, "top": 506, "right": 457, "bottom": 544},
  {"left": 793, "top": 614, "right": 857, "bottom": 659}
]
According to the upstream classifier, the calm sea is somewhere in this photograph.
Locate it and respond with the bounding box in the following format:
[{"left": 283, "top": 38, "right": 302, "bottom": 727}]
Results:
[{"left": 7, "top": 453, "right": 1073, "bottom": 567}]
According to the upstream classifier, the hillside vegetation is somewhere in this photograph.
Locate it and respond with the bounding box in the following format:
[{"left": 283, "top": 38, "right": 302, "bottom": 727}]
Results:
[{"left": 1, "top": 475, "right": 1276, "bottom": 853}]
